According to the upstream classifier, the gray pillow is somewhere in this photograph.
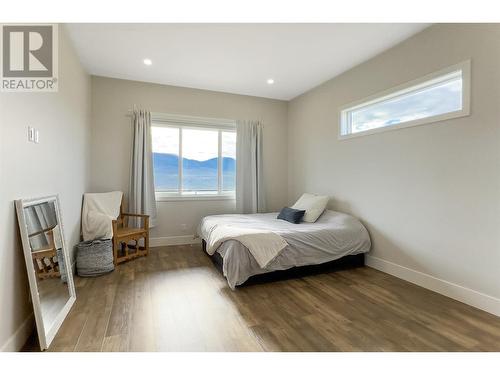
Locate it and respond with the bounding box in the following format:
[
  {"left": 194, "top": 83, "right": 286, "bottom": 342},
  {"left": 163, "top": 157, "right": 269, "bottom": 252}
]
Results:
[{"left": 277, "top": 207, "right": 306, "bottom": 224}]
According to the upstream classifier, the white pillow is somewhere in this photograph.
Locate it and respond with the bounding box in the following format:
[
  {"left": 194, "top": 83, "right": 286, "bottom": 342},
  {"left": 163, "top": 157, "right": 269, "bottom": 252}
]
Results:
[{"left": 291, "top": 193, "right": 329, "bottom": 223}]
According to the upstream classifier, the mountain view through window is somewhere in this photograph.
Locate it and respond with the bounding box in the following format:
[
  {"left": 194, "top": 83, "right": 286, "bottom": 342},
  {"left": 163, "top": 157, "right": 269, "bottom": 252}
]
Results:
[{"left": 152, "top": 125, "right": 236, "bottom": 194}]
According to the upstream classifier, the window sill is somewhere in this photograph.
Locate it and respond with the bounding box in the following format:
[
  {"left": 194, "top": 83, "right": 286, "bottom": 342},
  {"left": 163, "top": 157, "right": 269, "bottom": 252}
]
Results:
[{"left": 155, "top": 193, "right": 236, "bottom": 202}]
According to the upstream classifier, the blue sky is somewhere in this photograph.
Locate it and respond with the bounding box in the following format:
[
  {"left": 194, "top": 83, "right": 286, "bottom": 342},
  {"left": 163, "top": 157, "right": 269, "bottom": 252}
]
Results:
[
  {"left": 351, "top": 77, "right": 462, "bottom": 133},
  {"left": 152, "top": 127, "right": 236, "bottom": 161}
]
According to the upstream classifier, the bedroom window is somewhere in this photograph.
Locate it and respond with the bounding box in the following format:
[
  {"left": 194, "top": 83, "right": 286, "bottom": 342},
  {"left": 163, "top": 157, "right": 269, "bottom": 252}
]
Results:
[
  {"left": 151, "top": 113, "right": 236, "bottom": 200},
  {"left": 339, "top": 60, "right": 471, "bottom": 139}
]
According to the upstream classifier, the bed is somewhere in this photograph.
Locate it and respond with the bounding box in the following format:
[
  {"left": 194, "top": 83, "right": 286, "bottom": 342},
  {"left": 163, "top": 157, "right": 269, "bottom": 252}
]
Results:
[{"left": 198, "top": 210, "right": 371, "bottom": 288}]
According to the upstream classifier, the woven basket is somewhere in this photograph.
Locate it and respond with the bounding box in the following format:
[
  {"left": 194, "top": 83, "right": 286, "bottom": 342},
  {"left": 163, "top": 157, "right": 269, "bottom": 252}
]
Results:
[
  {"left": 56, "top": 248, "right": 67, "bottom": 283},
  {"left": 76, "top": 239, "right": 114, "bottom": 277}
]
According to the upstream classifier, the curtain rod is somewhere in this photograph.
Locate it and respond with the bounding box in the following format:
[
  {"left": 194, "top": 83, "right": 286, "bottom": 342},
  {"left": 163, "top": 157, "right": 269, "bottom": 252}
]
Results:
[
  {"left": 125, "top": 110, "right": 263, "bottom": 125},
  {"left": 124, "top": 110, "right": 254, "bottom": 126}
]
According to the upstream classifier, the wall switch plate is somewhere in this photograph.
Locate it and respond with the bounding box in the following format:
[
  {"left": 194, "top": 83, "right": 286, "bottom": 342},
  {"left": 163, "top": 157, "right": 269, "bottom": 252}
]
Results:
[
  {"left": 34, "top": 129, "right": 39, "bottom": 143},
  {"left": 28, "top": 126, "right": 35, "bottom": 142}
]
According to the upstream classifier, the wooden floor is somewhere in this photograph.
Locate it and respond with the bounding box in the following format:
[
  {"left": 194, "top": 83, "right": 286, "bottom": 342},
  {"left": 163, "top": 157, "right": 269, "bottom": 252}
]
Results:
[{"left": 24, "top": 244, "right": 500, "bottom": 352}]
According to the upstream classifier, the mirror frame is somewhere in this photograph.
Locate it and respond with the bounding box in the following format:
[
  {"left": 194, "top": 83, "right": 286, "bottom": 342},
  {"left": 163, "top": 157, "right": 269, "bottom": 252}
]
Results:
[{"left": 15, "top": 195, "right": 76, "bottom": 350}]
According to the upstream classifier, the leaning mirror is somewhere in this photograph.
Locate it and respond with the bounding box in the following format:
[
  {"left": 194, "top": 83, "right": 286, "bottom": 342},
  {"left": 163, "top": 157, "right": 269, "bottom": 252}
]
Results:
[{"left": 15, "top": 195, "right": 76, "bottom": 350}]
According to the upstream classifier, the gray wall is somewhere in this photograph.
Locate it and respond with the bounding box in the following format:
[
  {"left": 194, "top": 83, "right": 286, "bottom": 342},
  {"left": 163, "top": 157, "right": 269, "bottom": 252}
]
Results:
[
  {"left": 90, "top": 76, "right": 288, "bottom": 239},
  {"left": 0, "top": 25, "right": 91, "bottom": 350},
  {"left": 287, "top": 24, "right": 500, "bottom": 306}
]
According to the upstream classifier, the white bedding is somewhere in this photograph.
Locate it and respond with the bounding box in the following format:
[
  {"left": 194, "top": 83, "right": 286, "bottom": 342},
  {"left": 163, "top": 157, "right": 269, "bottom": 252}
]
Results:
[
  {"left": 204, "top": 221, "right": 288, "bottom": 268},
  {"left": 198, "top": 210, "right": 371, "bottom": 289}
]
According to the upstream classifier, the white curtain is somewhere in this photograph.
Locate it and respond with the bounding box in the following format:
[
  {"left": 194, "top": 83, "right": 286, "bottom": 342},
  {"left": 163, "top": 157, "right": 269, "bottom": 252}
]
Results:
[
  {"left": 25, "top": 201, "right": 57, "bottom": 250},
  {"left": 236, "top": 120, "right": 266, "bottom": 214},
  {"left": 129, "top": 109, "right": 157, "bottom": 227}
]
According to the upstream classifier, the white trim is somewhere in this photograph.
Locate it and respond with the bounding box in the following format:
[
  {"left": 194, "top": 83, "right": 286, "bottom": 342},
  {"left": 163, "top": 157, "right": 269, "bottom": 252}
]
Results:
[
  {"left": 152, "top": 117, "right": 237, "bottom": 199},
  {"left": 178, "top": 127, "right": 183, "bottom": 191},
  {"left": 366, "top": 255, "right": 500, "bottom": 317},
  {"left": 155, "top": 192, "right": 235, "bottom": 202},
  {"left": 150, "top": 235, "right": 201, "bottom": 247},
  {"left": 217, "top": 130, "right": 223, "bottom": 194},
  {"left": 44, "top": 296, "right": 76, "bottom": 347},
  {"left": 338, "top": 60, "right": 471, "bottom": 140},
  {"left": 0, "top": 314, "right": 34, "bottom": 352}
]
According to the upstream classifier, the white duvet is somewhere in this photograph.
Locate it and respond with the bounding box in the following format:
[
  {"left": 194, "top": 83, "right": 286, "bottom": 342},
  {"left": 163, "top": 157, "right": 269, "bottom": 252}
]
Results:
[
  {"left": 198, "top": 210, "right": 371, "bottom": 289},
  {"left": 204, "top": 222, "right": 288, "bottom": 268}
]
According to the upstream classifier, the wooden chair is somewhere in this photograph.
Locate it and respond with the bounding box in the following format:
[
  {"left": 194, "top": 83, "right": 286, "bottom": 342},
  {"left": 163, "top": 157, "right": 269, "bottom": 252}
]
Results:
[
  {"left": 29, "top": 227, "right": 61, "bottom": 280},
  {"left": 112, "top": 198, "right": 150, "bottom": 265}
]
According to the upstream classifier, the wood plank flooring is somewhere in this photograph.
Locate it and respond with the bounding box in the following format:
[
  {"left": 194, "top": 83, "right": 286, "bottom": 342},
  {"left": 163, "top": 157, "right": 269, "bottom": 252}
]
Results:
[{"left": 23, "top": 244, "right": 500, "bottom": 351}]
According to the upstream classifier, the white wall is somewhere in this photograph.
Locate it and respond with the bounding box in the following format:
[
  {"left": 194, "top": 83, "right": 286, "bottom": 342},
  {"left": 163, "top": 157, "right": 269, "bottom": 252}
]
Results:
[
  {"left": 0, "top": 25, "right": 91, "bottom": 351},
  {"left": 90, "top": 76, "right": 288, "bottom": 240},
  {"left": 287, "top": 24, "right": 500, "bottom": 315}
]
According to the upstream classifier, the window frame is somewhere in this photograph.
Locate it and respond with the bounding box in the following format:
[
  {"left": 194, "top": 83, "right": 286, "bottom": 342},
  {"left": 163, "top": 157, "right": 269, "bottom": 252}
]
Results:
[
  {"left": 338, "top": 60, "right": 471, "bottom": 140},
  {"left": 151, "top": 112, "right": 236, "bottom": 201}
]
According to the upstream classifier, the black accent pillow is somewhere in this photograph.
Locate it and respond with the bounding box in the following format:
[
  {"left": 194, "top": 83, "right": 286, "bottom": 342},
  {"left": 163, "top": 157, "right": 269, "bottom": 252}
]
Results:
[{"left": 277, "top": 207, "right": 306, "bottom": 224}]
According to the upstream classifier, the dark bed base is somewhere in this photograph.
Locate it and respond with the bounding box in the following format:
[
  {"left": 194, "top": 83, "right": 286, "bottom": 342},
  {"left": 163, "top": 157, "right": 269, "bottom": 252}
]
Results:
[{"left": 201, "top": 239, "right": 365, "bottom": 287}]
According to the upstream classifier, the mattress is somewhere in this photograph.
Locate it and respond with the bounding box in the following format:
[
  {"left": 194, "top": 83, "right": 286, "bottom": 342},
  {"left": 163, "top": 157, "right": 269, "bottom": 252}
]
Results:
[{"left": 198, "top": 210, "right": 371, "bottom": 289}]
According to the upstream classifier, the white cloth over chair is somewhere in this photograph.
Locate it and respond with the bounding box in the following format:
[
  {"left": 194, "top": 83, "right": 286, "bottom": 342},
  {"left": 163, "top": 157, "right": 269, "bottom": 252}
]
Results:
[{"left": 82, "top": 191, "right": 123, "bottom": 241}]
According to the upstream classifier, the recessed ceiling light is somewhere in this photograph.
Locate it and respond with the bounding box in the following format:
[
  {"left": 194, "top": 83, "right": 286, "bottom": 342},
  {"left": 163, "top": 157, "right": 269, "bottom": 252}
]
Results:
[
  {"left": 267, "top": 78, "right": 275, "bottom": 85},
  {"left": 143, "top": 58, "right": 152, "bottom": 66}
]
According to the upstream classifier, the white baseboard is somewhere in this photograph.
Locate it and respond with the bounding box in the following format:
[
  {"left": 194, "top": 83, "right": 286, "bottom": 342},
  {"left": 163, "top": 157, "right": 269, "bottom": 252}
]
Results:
[
  {"left": 150, "top": 235, "right": 201, "bottom": 247},
  {"left": 0, "top": 313, "right": 34, "bottom": 352},
  {"left": 366, "top": 255, "right": 500, "bottom": 317}
]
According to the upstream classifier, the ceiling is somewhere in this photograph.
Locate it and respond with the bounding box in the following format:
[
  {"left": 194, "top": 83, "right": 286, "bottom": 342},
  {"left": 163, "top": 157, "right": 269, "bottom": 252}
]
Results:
[{"left": 66, "top": 24, "right": 429, "bottom": 100}]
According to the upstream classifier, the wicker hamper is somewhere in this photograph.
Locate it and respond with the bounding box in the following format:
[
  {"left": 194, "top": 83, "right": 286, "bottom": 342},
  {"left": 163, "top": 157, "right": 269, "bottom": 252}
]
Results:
[{"left": 76, "top": 239, "right": 114, "bottom": 277}]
